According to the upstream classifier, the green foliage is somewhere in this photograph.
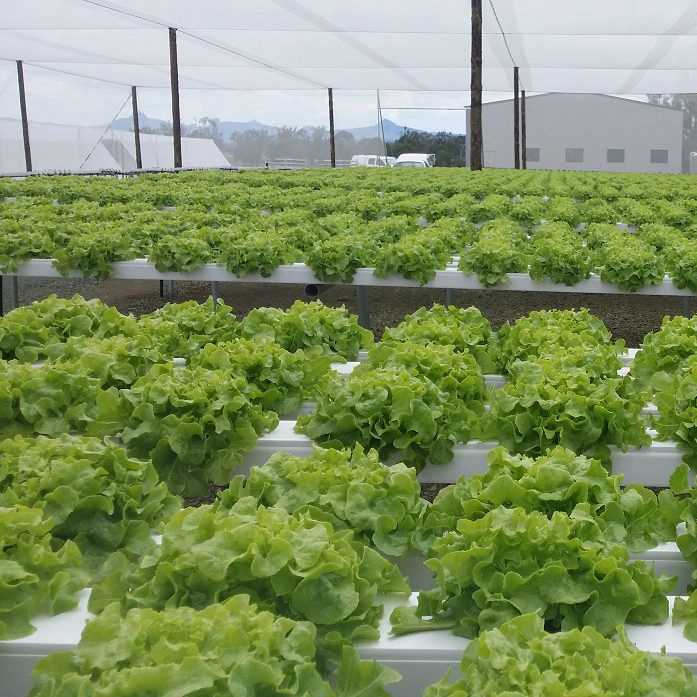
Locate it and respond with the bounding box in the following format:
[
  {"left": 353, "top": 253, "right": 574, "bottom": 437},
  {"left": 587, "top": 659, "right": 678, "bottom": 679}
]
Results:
[
  {"left": 217, "top": 444, "right": 426, "bottom": 556},
  {"left": 190, "top": 337, "right": 332, "bottom": 414},
  {"left": 652, "top": 357, "right": 697, "bottom": 469},
  {"left": 305, "top": 234, "right": 376, "bottom": 283},
  {"left": 239, "top": 300, "right": 373, "bottom": 360},
  {"left": 631, "top": 315, "right": 697, "bottom": 389},
  {"left": 0, "top": 360, "right": 105, "bottom": 439},
  {"left": 355, "top": 341, "right": 488, "bottom": 406},
  {"left": 483, "top": 358, "right": 650, "bottom": 461},
  {"left": 89, "top": 498, "right": 409, "bottom": 659},
  {"left": 423, "top": 613, "right": 697, "bottom": 697},
  {"left": 220, "top": 229, "right": 299, "bottom": 277},
  {"left": 89, "top": 364, "right": 277, "bottom": 495},
  {"left": 0, "top": 434, "right": 180, "bottom": 572},
  {"left": 0, "top": 505, "right": 88, "bottom": 639},
  {"left": 148, "top": 233, "right": 213, "bottom": 272},
  {"left": 417, "top": 446, "right": 685, "bottom": 554},
  {"left": 29, "top": 597, "right": 401, "bottom": 697},
  {"left": 529, "top": 221, "right": 591, "bottom": 285},
  {"left": 594, "top": 232, "right": 666, "bottom": 291},
  {"left": 295, "top": 367, "right": 481, "bottom": 469},
  {"left": 374, "top": 230, "right": 453, "bottom": 285},
  {"left": 391, "top": 507, "right": 674, "bottom": 639},
  {"left": 495, "top": 308, "right": 620, "bottom": 375},
  {"left": 381, "top": 304, "right": 498, "bottom": 373},
  {"left": 0, "top": 294, "right": 136, "bottom": 362},
  {"left": 458, "top": 220, "right": 530, "bottom": 286},
  {"left": 139, "top": 297, "right": 238, "bottom": 358}
]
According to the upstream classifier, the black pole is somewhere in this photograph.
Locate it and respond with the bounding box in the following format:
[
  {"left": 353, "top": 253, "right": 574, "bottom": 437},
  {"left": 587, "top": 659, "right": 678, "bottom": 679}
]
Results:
[
  {"left": 169, "top": 27, "right": 183, "bottom": 169},
  {"left": 521, "top": 89, "right": 527, "bottom": 169},
  {"left": 470, "top": 0, "right": 483, "bottom": 171},
  {"left": 513, "top": 67, "right": 520, "bottom": 169},
  {"left": 328, "top": 88, "right": 336, "bottom": 168},
  {"left": 131, "top": 86, "right": 143, "bottom": 169},
  {"left": 16, "top": 61, "right": 32, "bottom": 172}
]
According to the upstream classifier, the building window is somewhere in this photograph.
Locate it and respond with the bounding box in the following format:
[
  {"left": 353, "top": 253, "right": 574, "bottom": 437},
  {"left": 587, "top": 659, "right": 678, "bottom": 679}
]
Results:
[
  {"left": 565, "top": 148, "right": 584, "bottom": 163},
  {"left": 526, "top": 148, "right": 540, "bottom": 162},
  {"left": 607, "top": 149, "right": 625, "bottom": 163},
  {"left": 650, "top": 149, "right": 669, "bottom": 164}
]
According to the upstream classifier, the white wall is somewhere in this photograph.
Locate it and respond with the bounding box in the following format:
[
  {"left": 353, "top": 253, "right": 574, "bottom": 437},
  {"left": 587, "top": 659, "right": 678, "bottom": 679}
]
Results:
[
  {"left": 106, "top": 130, "right": 231, "bottom": 170},
  {"left": 0, "top": 119, "right": 120, "bottom": 173},
  {"left": 0, "top": 118, "right": 230, "bottom": 174},
  {"left": 467, "top": 94, "right": 683, "bottom": 174}
]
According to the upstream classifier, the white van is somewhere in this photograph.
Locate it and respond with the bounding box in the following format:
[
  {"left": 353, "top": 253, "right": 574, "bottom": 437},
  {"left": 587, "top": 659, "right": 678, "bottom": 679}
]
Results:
[
  {"left": 349, "top": 155, "right": 394, "bottom": 167},
  {"left": 394, "top": 153, "right": 436, "bottom": 168}
]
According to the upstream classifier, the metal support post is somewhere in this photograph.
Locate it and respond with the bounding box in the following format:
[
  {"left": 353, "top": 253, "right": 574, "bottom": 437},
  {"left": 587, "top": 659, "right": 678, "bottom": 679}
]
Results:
[
  {"left": 521, "top": 89, "right": 527, "bottom": 169},
  {"left": 131, "top": 86, "right": 143, "bottom": 169},
  {"left": 159, "top": 280, "right": 164, "bottom": 298},
  {"left": 357, "top": 286, "right": 371, "bottom": 329},
  {"left": 17, "top": 61, "right": 32, "bottom": 172},
  {"left": 445, "top": 288, "right": 455, "bottom": 306},
  {"left": 683, "top": 297, "right": 693, "bottom": 317},
  {"left": 9, "top": 277, "right": 18, "bottom": 311},
  {"left": 169, "top": 27, "right": 183, "bottom": 168},
  {"left": 470, "top": 0, "right": 483, "bottom": 170},
  {"left": 211, "top": 281, "right": 220, "bottom": 311},
  {"left": 513, "top": 67, "right": 520, "bottom": 169},
  {"left": 168, "top": 280, "right": 174, "bottom": 297},
  {"left": 328, "top": 88, "right": 336, "bottom": 168}
]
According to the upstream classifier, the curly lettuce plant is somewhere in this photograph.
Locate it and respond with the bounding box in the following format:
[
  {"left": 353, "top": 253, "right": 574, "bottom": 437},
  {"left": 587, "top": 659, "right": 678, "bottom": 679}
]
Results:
[
  {"left": 631, "top": 315, "right": 697, "bottom": 389},
  {"left": 0, "top": 505, "right": 88, "bottom": 639},
  {"left": 423, "top": 613, "right": 697, "bottom": 697},
  {"left": 296, "top": 367, "right": 481, "bottom": 469},
  {"left": 89, "top": 364, "right": 278, "bottom": 495},
  {"left": 0, "top": 434, "right": 180, "bottom": 571},
  {"left": 482, "top": 358, "right": 650, "bottom": 461},
  {"left": 416, "top": 446, "right": 685, "bottom": 554},
  {"left": 529, "top": 221, "right": 591, "bottom": 285},
  {"left": 0, "top": 294, "right": 137, "bottom": 362},
  {"left": 355, "top": 341, "right": 488, "bottom": 406},
  {"left": 373, "top": 232, "right": 453, "bottom": 285},
  {"left": 139, "top": 297, "right": 238, "bottom": 358},
  {"left": 217, "top": 444, "right": 426, "bottom": 556},
  {"left": 495, "top": 308, "right": 620, "bottom": 374},
  {"left": 239, "top": 300, "right": 373, "bottom": 360},
  {"left": 89, "top": 497, "right": 409, "bottom": 657},
  {"left": 189, "top": 338, "right": 332, "bottom": 414},
  {"left": 29, "top": 597, "right": 401, "bottom": 697},
  {"left": 391, "top": 506, "right": 674, "bottom": 639},
  {"left": 381, "top": 304, "right": 498, "bottom": 373},
  {"left": 458, "top": 220, "right": 530, "bottom": 286}
]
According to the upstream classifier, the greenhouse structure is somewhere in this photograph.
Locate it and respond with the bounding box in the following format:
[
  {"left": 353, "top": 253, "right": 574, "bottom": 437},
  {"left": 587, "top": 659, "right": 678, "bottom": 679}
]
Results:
[{"left": 5, "top": 3, "right": 697, "bottom": 697}]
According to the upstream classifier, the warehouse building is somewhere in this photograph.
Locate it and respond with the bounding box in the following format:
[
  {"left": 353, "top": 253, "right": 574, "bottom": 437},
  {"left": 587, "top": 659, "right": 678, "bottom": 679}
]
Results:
[{"left": 466, "top": 93, "right": 683, "bottom": 174}]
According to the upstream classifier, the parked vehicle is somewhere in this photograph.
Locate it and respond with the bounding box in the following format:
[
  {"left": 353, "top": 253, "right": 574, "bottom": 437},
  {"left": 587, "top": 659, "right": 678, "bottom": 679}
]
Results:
[
  {"left": 349, "top": 155, "right": 395, "bottom": 167},
  {"left": 394, "top": 153, "right": 436, "bottom": 168}
]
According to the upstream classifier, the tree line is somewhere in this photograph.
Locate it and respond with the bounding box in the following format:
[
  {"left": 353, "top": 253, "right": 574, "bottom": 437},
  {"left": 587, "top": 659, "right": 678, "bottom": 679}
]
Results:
[{"left": 143, "top": 118, "right": 467, "bottom": 167}]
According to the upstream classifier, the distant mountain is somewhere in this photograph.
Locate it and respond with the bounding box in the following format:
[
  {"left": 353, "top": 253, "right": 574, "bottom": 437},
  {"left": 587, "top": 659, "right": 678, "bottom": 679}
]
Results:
[
  {"left": 341, "top": 119, "right": 417, "bottom": 142},
  {"left": 110, "top": 113, "right": 421, "bottom": 143}
]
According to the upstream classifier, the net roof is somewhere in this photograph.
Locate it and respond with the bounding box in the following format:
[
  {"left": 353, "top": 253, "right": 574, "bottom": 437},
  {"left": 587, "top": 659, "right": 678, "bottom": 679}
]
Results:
[{"left": 4, "top": 0, "right": 697, "bottom": 93}]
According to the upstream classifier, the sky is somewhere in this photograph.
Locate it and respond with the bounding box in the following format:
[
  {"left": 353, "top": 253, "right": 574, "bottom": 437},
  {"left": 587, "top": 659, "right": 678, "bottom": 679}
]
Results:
[
  {"left": 0, "top": 62, "right": 503, "bottom": 134},
  {"left": 0, "top": 61, "right": 650, "bottom": 136}
]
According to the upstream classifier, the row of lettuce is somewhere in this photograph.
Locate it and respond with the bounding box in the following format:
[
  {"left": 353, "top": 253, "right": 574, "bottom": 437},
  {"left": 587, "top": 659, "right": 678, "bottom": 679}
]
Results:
[
  {"left": 3, "top": 170, "right": 697, "bottom": 291},
  {"left": 5, "top": 295, "right": 697, "bottom": 694},
  {"left": 6, "top": 296, "right": 697, "bottom": 484}
]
